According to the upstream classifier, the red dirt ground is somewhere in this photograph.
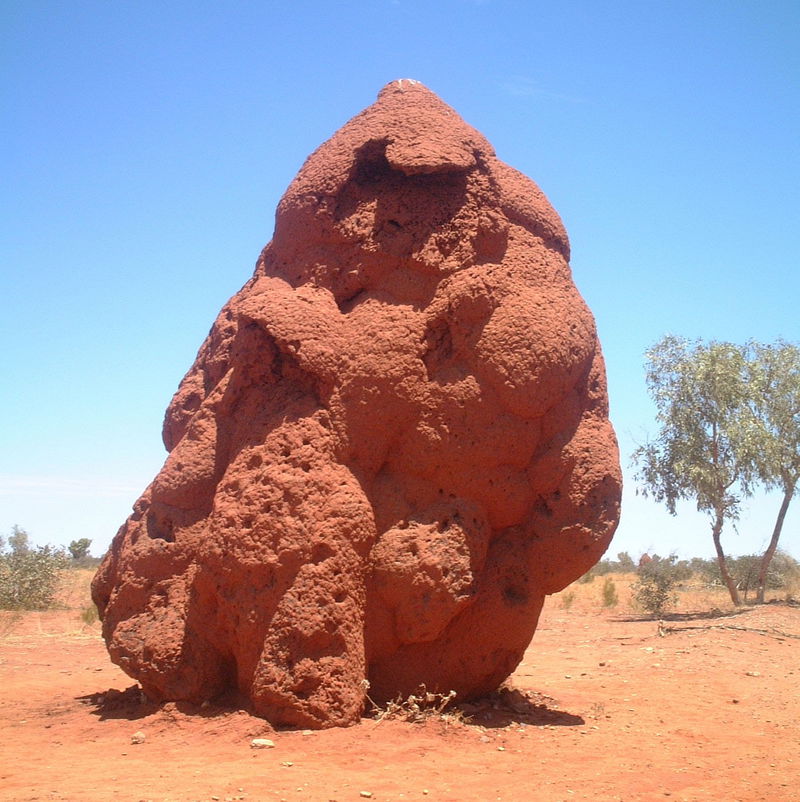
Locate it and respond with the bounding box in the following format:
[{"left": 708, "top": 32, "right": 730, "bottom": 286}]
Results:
[{"left": 1, "top": 575, "right": 797, "bottom": 802}]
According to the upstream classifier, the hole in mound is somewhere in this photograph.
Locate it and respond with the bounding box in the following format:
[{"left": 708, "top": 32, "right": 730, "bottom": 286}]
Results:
[
  {"left": 145, "top": 510, "right": 175, "bottom": 543},
  {"left": 503, "top": 585, "right": 528, "bottom": 606},
  {"left": 311, "top": 543, "right": 335, "bottom": 564}
]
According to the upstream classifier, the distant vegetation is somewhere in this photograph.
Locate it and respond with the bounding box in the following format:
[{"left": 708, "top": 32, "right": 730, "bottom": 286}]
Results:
[
  {"left": 0, "top": 526, "right": 70, "bottom": 610},
  {"left": 0, "top": 526, "right": 99, "bottom": 610},
  {"left": 581, "top": 549, "right": 800, "bottom": 616},
  {"left": 2, "top": 523, "right": 797, "bottom": 619}
]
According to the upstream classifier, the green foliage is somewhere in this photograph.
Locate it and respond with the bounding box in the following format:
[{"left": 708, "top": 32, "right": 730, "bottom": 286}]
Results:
[
  {"left": 746, "top": 341, "right": 800, "bottom": 494},
  {"left": 0, "top": 527, "right": 70, "bottom": 610},
  {"left": 633, "top": 336, "right": 755, "bottom": 519},
  {"left": 632, "top": 554, "right": 685, "bottom": 617},
  {"left": 601, "top": 577, "right": 619, "bottom": 608},
  {"left": 68, "top": 538, "right": 92, "bottom": 561},
  {"left": 8, "top": 525, "right": 31, "bottom": 556},
  {"left": 578, "top": 569, "right": 596, "bottom": 583}
]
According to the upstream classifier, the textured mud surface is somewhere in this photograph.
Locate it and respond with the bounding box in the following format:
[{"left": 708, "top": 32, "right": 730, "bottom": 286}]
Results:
[{"left": 92, "top": 80, "right": 621, "bottom": 727}]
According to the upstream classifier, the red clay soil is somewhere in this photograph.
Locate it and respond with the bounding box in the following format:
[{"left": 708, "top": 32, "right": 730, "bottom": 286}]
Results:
[{"left": 2, "top": 597, "right": 797, "bottom": 802}]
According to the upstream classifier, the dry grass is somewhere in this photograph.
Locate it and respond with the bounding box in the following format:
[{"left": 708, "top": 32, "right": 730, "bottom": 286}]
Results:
[
  {"left": 364, "top": 682, "right": 467, "bottom": 726},
  {"left": 55, "top": 568, "right": 96, "bottom": 609},
  {"left": 0, "top": 568, "right": 99, "bottom": 640}
]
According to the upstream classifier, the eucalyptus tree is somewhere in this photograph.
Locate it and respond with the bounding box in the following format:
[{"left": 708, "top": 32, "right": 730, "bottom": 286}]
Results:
[
  {"left": 633, "top": 336, "right": 755, "bottom": 606},
  {"left": 68, "top": 538, "right": 92, "bottom": 561},
  {"left": 747, "top": 341, "right": 800, "bottom": 603}
]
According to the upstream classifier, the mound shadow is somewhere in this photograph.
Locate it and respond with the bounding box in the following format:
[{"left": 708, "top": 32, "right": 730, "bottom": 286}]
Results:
[
  {"left": 76, "top": 684, "right": 246, "bottom": 722},
  {"left": 457, "top": 687, "right": 584, "bottom": 729}
]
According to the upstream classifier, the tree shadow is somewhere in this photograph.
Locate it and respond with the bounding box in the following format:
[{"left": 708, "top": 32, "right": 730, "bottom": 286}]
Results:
[{"left": 620, "top": 607, "right": 749, "bottom": 623}]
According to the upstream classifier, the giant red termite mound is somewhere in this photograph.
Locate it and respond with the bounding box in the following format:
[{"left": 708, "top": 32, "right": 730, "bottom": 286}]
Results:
[{"left": 92, "top": 79, "right": 621, "bottom": 729}]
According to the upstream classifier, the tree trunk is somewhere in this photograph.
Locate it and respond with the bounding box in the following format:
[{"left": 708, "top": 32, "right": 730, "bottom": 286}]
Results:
[
  {"left": 756, "top": 481, "right": 795, "bottom": 603},
  {"left": 712, "top": 510, "right": 741, "bottom": 606}
]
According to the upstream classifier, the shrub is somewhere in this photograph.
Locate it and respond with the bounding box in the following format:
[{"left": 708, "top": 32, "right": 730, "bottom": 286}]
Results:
[
  {"left": 601, "top": 577, "right": 619, "bottom": 608},
  {"left": 0, "top": 527, "right": 70, "bottom": 610},
  {"left": 560, "top": 590, "right": 576, "bottom": 610},
  {"left": 632, "top": 554, "right": 684, "bottom": 616}
]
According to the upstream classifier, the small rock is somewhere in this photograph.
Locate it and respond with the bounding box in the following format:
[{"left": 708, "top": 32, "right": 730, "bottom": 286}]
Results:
[
  {"left": 746, "top": 671, "right": 761, "bottom": 677},
  {"left": 250, "top": 738, "right": 276, "bottom": 749},
  {"left": 131, "top": 731, "right": 146, "bottom": 745},
  {"left": 359, "top": 793, "right": 373, "bottom": 799}
]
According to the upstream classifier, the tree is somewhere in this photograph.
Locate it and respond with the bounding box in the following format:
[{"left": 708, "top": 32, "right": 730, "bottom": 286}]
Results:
[
  {"left": 633, "top": 336, "right": 755, "bottom": 606},
  {"left": 632, "top": 554, "right": 686, "bottom": 616},
  {"left": 8, "top": 525, "right": 31, "bottom": 555},
  {"left": 747, "top": 341, "right": 800, "bottom": 602},
  {"left": 68, "top": 538, "right": 92, "bottom": 561}
]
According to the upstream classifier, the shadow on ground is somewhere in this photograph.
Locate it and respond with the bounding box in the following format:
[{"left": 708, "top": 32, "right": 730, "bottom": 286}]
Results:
[
  {"left": 457, "top": 687, "right": 584, "bottom": 729},
  {"left": 76, "top": 685, "right": 247, "bottom": 722},
  {"left": 77, "top": 684, "right": 584, "bottom": 730},
  {"left": 621, "top": 607, "right": 749, "bottom": 623}
]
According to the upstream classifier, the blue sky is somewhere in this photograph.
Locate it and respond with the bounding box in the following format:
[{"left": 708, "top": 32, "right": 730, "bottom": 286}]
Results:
[{"left": 2, "top": 1, "right": 798, "bottom": 561}]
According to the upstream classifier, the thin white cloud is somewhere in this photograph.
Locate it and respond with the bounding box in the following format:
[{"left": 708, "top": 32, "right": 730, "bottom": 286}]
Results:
[
  {"left": 0, "top": 475, "right": 142, "bottom": 499},
  {"left": 501, "top": 76, "right": 587, "bottom": 104}
]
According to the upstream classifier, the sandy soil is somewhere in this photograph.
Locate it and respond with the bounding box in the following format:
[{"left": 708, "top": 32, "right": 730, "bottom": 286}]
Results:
[{"left": 1, "top": 574, "right": 798, "bottom": 802}]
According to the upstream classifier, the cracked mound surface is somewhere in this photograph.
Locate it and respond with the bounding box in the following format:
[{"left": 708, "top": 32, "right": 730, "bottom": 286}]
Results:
[{"left": 92, "top": 80, "right": 621, "bottom": 729}]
